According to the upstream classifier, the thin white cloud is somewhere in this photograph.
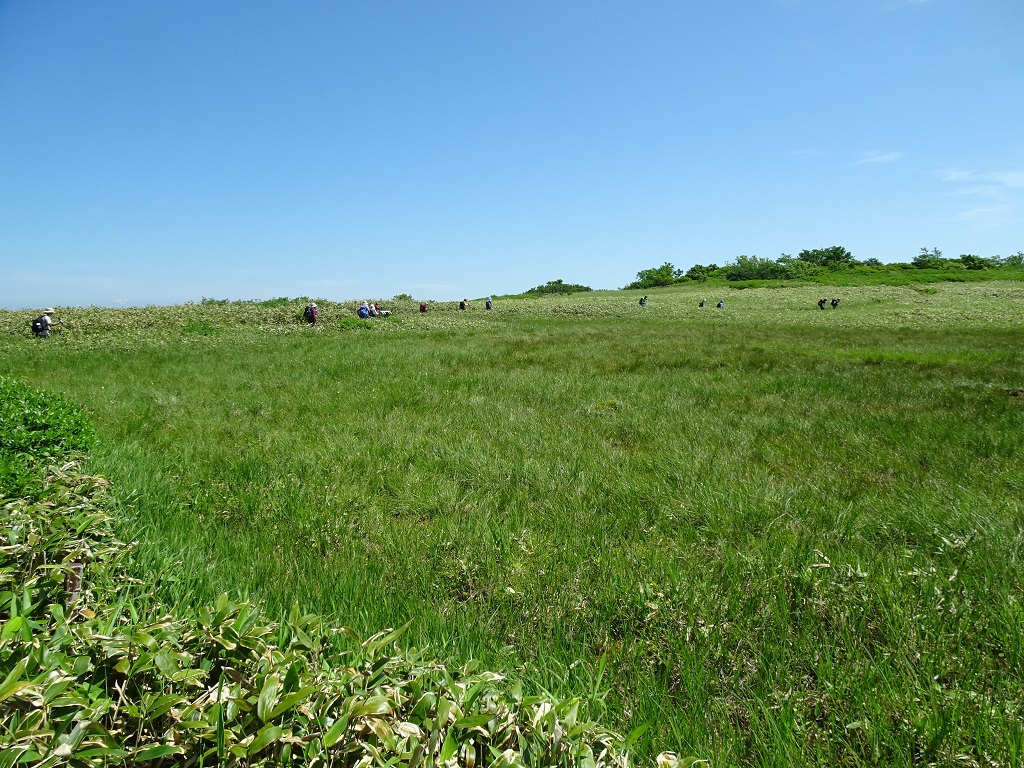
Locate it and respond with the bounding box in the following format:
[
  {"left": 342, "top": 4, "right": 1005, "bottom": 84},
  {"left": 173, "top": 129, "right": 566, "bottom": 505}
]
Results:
[
  {"left": 954, "top": 204, "right": 1014, "bottom": 228},
  {"left": 940, "top": 168, "right": 1023, "bottom": 229},
  {"left": 857, "top": 151, "right": 905, "bottom": 165},
  {"left": 941, "top": 169, "right": 1024, "bottom": 195},
  {"left": 791, "top": 149, "right": 828, "bottom": 159}
]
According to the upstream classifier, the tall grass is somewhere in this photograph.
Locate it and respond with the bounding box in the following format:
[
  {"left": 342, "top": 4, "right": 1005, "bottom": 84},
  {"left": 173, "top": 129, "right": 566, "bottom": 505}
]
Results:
[{"left": 2, "top": 282, "right": 1023, "bottom": 765}]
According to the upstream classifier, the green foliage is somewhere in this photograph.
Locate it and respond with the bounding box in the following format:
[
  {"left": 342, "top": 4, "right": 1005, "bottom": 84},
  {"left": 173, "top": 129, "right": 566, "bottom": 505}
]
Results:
[
  {"left": 524, "top": 279, "right": 593, "bottom": 296},
  {"left": 0, "top": 383, "right": 648, "bottom": 768},
  {"left": 182, "top": 320, "right": 217, "bottom": 336},
  {"left": 959, "top": 253, "right": 995, "bottom": 270},
  {"left": 913, "top": 246, "right": 946, "bottom": 269},
  {"left": 624, "top": 263, "right": 681, "bottom": 290},
  {"left": 797, "top": 245, "right": 854, "bottom": 267},
  {"left": 392, "top": 293, "right": 414, "bottom": 301},
  {"left": 683, "top": 264, "right": 718, "bottom": 282},
  {"left": 0, "top": 376, "right": 93, "bottom": 458},
  {"left": 724, "top": 254, "right": 793, "bottom": 281},
  {"left": 256, "top": 297, "right": 297, "bottom": 308},
  {"left": 4, "top": 284, "right": 1024, "bottom": 765}
]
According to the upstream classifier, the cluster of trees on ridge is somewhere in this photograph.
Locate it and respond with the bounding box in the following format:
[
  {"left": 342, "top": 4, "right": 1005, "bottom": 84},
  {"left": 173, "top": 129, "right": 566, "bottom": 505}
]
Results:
[{"left": 625, "top": 247, "right": 1024, "bottom": 289}]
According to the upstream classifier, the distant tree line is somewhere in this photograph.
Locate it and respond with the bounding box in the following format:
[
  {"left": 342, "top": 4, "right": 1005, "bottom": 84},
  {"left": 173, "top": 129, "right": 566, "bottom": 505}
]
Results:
[{"left": 625, "top": 247, "right": 1024, "bottom": 289}]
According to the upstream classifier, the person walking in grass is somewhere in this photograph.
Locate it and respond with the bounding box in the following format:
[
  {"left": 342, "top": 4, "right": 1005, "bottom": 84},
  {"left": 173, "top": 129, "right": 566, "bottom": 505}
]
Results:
[
  {"left": 485, "top": 297, "right": 493, "bottom": 310},
  {"left": 459, "top": 298, "right": 468, "bottom": 310},
  {"left": 831, "top": 297, "right": 840, "bottom": 309},
  {"left": 303, "top": 302, "right": 318, "bottom": 325},
  {"left": 818, "top": 298, "right": 827, "bottom": 310},
  {"left": 31, "top": 308, "right": 60, "bottom": 338},
  {"left": 717, "top": 300, "right": 724, "bottom": 309}
]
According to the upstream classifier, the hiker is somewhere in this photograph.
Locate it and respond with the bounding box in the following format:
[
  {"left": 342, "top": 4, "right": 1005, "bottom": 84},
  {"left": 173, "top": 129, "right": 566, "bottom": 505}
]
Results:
[
  {"left": 716, "top": 300, "right": 724, "bottom": 309},
  {"left": 31, "top": 308, "right": 60, "bottom": 338},
  {"left": 485, "top": 297, "right": 493, "bottom": 310},
  {"left": 376, "top": 302, "right": 392, "bottom": 317},
  {"left": 818, "top": 298, "right": 827, "bottom": 310},
  {"left": 419, "top": 302, "right": 428, "bottom": 313},
  {"left": 459, "top": 299, "right": 468, "bottom": 311},
  {"left": 699, "top": 298, "right": 706, "bottom": 307},
  {"left": 303, "top": 302, "right": 318, "bottom": 325},
  {"left": 639, "top": 295, "right": 648, "bottom": 307},
  {"left": 831, "top": 297, "right": 840, "bottom": 309},
  {"left": 367, "top": 301, "right": 379, "bottom": 317},
  {"left": 358, "top": 301, "right": 370, "bottom": 319}
]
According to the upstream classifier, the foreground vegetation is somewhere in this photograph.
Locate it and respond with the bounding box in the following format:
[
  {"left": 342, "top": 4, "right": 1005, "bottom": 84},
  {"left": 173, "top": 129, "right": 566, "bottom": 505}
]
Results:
[
  {"left": 0, "top": 376, "right": 641, "bottom": 767},
  {"left": 3, "top": 280, "right": 1024, "bottom": 766}
]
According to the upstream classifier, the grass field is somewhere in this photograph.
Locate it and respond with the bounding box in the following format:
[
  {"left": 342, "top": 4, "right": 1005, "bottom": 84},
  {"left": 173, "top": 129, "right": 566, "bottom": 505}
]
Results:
[{"left": 3, "top": 280, "right": 1023, "bottom": 766}]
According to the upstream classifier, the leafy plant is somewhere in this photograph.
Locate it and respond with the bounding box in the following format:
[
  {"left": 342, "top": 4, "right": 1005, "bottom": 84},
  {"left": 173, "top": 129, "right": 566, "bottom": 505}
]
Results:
[{"left": 0, "top": 376, "right": 93, "bottom": 458}]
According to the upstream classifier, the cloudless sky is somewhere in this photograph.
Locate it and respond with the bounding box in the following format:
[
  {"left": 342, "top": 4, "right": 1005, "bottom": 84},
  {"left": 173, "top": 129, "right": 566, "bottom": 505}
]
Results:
[{"left": 1, "top": 0, "right": 1021, "bottom": 308}]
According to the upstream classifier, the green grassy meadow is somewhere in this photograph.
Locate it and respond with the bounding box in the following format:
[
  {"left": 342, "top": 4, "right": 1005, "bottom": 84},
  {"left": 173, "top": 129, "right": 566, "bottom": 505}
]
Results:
[{"left": 3, "top": 281, "right": 1024, "bottom": 766}]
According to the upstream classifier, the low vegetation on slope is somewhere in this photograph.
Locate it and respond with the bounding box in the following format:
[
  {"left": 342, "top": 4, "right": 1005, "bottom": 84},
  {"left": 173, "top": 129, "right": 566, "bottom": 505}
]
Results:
[
  {"left": 2, "top": 281, "right": 1023, "bottom": 766},
  {"left": 0, "top": 376, "right": 653, "bottom": 767}
]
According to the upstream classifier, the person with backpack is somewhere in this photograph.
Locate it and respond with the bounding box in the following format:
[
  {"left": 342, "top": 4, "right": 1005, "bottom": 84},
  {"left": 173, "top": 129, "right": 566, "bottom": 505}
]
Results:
[
  {"left": 31, "top": 308, "right": 60, "bottom": 338},
  {"left": 716, "top": 300, "right": 724, "bottom": 309},
  {"left": 303, "top": 302, "right": 318, "bottom": 325},
  {"left": 358, "top": 301, "right": 370, "bottom": 319},
  {"left": 485, "top": 297, "right": 493, "bottom": 310},
  {"left": 639, "top": 295, "right": 648, "bottom": 307},
  {"left": 818, "top": 298, "right": 827, "bottom": 310},
  {"left": 831, "top": 297, "right": 840, "bottom": 309}
]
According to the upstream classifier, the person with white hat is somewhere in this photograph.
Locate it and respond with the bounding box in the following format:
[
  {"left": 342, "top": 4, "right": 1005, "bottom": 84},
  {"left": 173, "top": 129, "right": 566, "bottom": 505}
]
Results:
[
  {"left": 31, "top": 308, "right": 60, "bottom": 338},
  {"left": 303, "top": 302, "right": 318, "bottom": 325}
]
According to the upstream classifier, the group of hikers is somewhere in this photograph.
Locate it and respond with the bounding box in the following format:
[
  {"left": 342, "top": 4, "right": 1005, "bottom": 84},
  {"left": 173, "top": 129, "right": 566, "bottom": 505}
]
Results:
[
  {"left": 300, "top": 297, "right": 497, "bottom": 326},
  {"left": 31, "top": 292, "right": 843, "bottom": 336}
]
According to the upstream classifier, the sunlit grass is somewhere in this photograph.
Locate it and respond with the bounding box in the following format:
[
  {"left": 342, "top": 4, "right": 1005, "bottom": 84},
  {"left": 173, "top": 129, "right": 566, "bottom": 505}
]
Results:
[{"left": 2, "top": 282, "right": 1023, "bottom": 765}]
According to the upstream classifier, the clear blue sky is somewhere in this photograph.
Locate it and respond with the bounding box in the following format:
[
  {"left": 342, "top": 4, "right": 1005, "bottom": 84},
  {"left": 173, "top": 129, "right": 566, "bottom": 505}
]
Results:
[{"left": 1, "top": 1, "right": 1021, "bottom": 308}]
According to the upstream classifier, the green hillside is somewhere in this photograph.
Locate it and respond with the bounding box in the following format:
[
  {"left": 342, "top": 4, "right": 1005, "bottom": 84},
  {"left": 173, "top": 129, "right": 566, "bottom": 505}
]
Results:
[{"left": 3, "top": 280, "right": 1023, "bottom": 766}]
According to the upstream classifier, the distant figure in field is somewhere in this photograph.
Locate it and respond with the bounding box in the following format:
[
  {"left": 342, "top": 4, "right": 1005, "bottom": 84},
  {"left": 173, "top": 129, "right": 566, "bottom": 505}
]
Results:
[
  {"left": 699, "top": 298, "right": 706, "bottom": 307},
  {"left": 485, "top": 297, "right": 493, "bottom": 310},
  {"left": 818, "top": 298, "right": 827, "bottom": 310},
  {"left": 459, "top": 299, "right": 468, "bottom": 311},
  {"left": 375, "top": 302, "right": 392, "bottom": 317},
  {"left": 639, "top": 295, "right": 648, "bottom": 307},
  {"left": 367, "top": 301, "right": 379, "bottom": 317},
  {"left": 419, "top": 302, "right": 428, "bottom": 313},
  {"left": 716, "top": 300, "right": 724, "bottom": 309},
  {"left": 358, "top": 301, "right": 370, "bottom": 319},
  {"left": 303, "top": 302, "right": 318, "bottom": 325},
  {"left": 31, "top": 308, "right": 60, "bottom": 338},
  {"left": 831, "top": 297, "right": 840, "bottom": 309}
]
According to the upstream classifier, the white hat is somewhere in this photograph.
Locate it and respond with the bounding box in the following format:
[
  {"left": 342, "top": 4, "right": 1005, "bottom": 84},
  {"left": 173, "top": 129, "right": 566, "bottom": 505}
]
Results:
[
  {"left": 44, "top": 308, "right": 55, "bottom": 314},
  {"left": 310, "top": 302, "right": 316, "bottom": 307}
]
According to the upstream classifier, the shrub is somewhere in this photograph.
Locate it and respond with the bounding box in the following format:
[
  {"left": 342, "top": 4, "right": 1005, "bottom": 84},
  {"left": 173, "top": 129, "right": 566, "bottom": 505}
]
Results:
[
  {"left": 0, "top": 376, "right": 94, "bottom": 458},
  {"left": 525, "top": 279, "right": 594, "bottom": 296}
]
